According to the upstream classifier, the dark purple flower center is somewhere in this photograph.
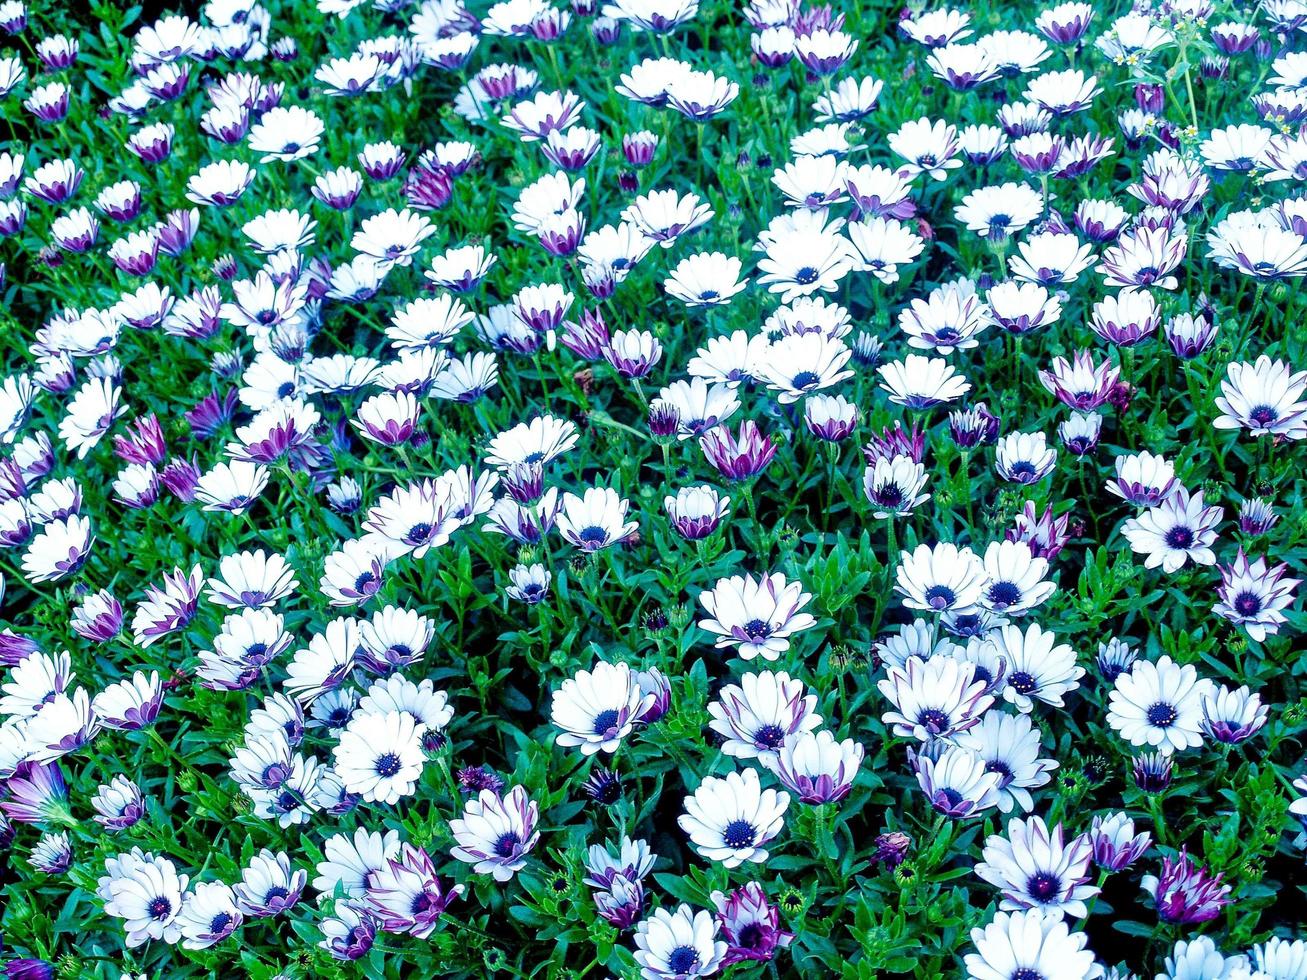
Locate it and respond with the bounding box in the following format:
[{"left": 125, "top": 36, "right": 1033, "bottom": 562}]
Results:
[
  {"left": 209, "top": 912, "right": 233, "bottom": 934},
  {"left": 918, "top": 708, "right": 951, "bottom": 734},
  {"left": 667, "top": 946, "right": 700, "bottom": 974},
  {"left": 722, "top": 819, "right": 757, "bottom": 849},
  {"left": 794, "top": 267, "right": 819, "bottom": 285},
  {"left": 792, "top": 370, "right": 820, "bottom": 389},
  {"left": 986, "top": 581, "right": 1022, "bottom": 609},
  {"left": 1009, "top": 671, "right": 1037, "bottom": 695},
  {"left": 405, "top": 522, "right": 433, "bottom": 544},
  {"left": 494, "top": 831, "right": 521, "bottom": 858},
  {"left": 374, "top": 752, "right": 402, "bottom": 777},
  {"left": 1147, "top": 702, "right": 1177, "bottom": 728},
  {"left": 1249, "top": 405, "right": 1277, "bottom": 426},
  {"left": 1026, "top": 871, "right": 1061, "bottom": 902},
  {"left": 874, "top": 483, "right": 904, "bottom": 507},
  {"left": 924, "top": 585, "right": 956, "bottom": 609},
  {"left": 578, "top": 526, "right": 607, "bottom": 545},
  {"left": 743, "top": 618, "right": 773, "bottom": 639},
  {"left": 592, "top": 708, "right": 620, "bottom": 734},
  {"left": 754, "top": 724, "right": 786, "bottom": 748},
  {"left": 1164, "top": 526, "right": 1194, "bottom": 549},
  {"left": 1233, "top": 592, "right": 1262, "bottom": 616},
  {"left": 148, "top": 896, "right": 173, "bottom": 919}
]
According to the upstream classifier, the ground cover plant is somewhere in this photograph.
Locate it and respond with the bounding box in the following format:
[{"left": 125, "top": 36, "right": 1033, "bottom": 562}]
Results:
[{"left": 2, "top": 0, "right": 1307, "bottom": 976}]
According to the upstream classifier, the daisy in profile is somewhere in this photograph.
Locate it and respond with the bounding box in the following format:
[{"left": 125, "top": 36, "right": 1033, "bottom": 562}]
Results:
[
  {"left": 756, "top": 333, "right": 852, "bottom": 403},
  {"left": 975, "top": 815, "right": 1098, "bottom": 918},
  {"left": 913, "top": 744, "right": 1001, "bottom": 819},
  {"left": 556, "top": 486, "right": 638, "bottom": 552},
  {"left": 634, "top": 905, "right": 727, "bottom": 980},
  {"left": 954, "top": 711, "right": 1057, "bottom": 813},
  {"left": 248, "top": 105, "right": 323, "bottom": 162},
  {"left": 994, "top": 431, "right": 1057, "bottom": 485},
  {"left": 352, "top": 207, "right": 436, "bottom": 271},
  {"left": 879, "top": 655, "right": 994, "bottom": 740},
  {"left": 449, "top": 784, "right": 539, "bottom": 881},
  {"left": 621, "top": 188, "right": 713, "bottom": 246},
  {"left": 953, "top": 182, "right": 1043, "bottom": 241},
  {"left": 985, "top": 623, "right": 1082, "bottom": 712},
  {"left": 132, "top": 565, "right": 203, "bottom": 648},
  {"left": 846, "top": 216, "right": 924, "bottom": 284},
  {"left": 313, "top": 827, "right": 401, "bottom": 897},
  {"left": 813, "top": 75, "right": 883, "bottom": 122},
  {"left": 768, "top": 730, "right": 864, "bottom": 804},
  {"left": 283, "top": 618, "right": 360, "bottom": 704},
  {"left": 357, "top": 677, "right": 452, "bottom": 753},
  {"left": 898, "top": 280, "right": 991, "bottom": 354},
  {"left": 332, "top": 710, "right": 426, "bottom": 805},
  {"left": 679, "top": 768, "right": 788, "bottom": 868},
  {"left": 707, "top": 671, "right": 821, "bottom": 761},
  {"left": 93, "top": 671, "right": 163, "bottom": 731},
  {"left": 207, "top": 550, "right": 299, "bottom": 609},
  {"left": 964, "top": 909, "right": 1101, "bottom": 980},
  {"left": 551, "top": 660, "right": 655, "bottom": 755},
  {"left": 484, "top": 415, "right": 578, "bottom": 469},
  {"left": 663, "top": 252, "right": 748, "bottom": 308},
  {"left": 697, "top": 572, "right": 816, "bottom": 661},
  {"left": 895, "top": 542, "right": 985, "bottom": 614},
  {"left": 1008, "top": 231, "right": 1095, "bottom": 286},
  {"left": 1121, "top": 488, "right": 1223, "bottom": 573},
  {"left": 878, "top": 355, "right": 971, "bottom": 408},
  {"left": 1212, "top": 355, "right": 1307, "bottom": 440},
  {"left": 177, "top": 882, "right": 242, "bottom": 949},
  {"left": 979, "top": 540, "right": 1055, "bottom": 616},
  {"left": 863, "top": 454, "right": 930, "bottom": 519},
  {"left": 1104, "top": 451, "right": 1179, "bottom": 507},
  {"left": 889, "top": 117, "right": 961, "bottom": 180},
  {"left": 1200, "top": 685, "right": 1269, "bottom": 745},
  {"left": 59, "top": 376, "right": 124, "bottom": 459},
  {"left": 1212, "top": 551, "right": 1300, "bottom": 642},
  {"left": 1107, "top": 655, "right": 1214, "bottom": 754},
  {"left": 20, "top": 515, "right": 93, "bottom": 583}
]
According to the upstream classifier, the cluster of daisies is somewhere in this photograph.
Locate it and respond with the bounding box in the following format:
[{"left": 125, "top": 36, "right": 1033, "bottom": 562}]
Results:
[{"left": 3, "top": 0, "right": 1307, "bottom": 976}]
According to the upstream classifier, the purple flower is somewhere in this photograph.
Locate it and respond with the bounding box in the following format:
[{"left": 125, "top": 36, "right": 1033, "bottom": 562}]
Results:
[
  {"left": 0, "top": 630, "right": 41, "bottom": 667},
  {"left": 1133, "top": 752, "right": 1173, "bottom": 794},
  {"left": 320, "top": 902, "right": 377, "bottom": 961},
  {"left": 712, "top": 883, "right": 793, "bottom": 965},
  {"left": 561, "top": 309, "right": 611, "bottom": 360},
  {"left": 364, "top": 844, "right": 464, "bottom": 938},
  {"left": 449, "top": 785, "right": 540, "bottom": 881},
  {"left": 863, "top": 421, "right": 925, "bottom": 464},
  {"left": 949, "top": 402, "right": 999, "bottom": 449},
  {"left": 5, "top": 960, "right": 55, "bottom": 980},
  {"left": 186, "top": 390, "right": 239, "bottom": 440},
  {"left": 0, "top": 763, "right": 69, "bottom": 824},
  {"left": 635, "top": 668, "right": 671, "bottom": 723},
  {"left": 71, "top": 590, "right": 124, "bottom": 643},
  {"left": 593, "top": 874, "right": 645, "bottom": 927},
  {"left": 1142, "top": 849, "right": 1231, "bottom": 924},
  {"left": 457, "top": 765, "right": 505, "bottom": 795},
  {"left": 1089, "top": 812, "right": 1152, "bottom": 872},
  {"left": 1006, "top": 502, "right": 1070, "bottom": 561},
  {"left": 872, "top": 831, "right": 912, "bottom": 870},
  {"left": 699, "top": 420, "right": 776, "bottom": 481}
]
